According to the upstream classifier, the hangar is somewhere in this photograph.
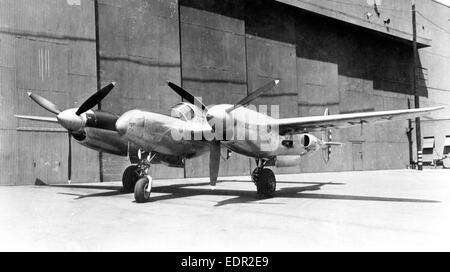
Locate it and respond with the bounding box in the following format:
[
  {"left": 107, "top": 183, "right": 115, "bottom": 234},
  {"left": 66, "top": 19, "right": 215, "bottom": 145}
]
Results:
[{"left": 0, "top": 0, "right": 449, "bottom": 185}]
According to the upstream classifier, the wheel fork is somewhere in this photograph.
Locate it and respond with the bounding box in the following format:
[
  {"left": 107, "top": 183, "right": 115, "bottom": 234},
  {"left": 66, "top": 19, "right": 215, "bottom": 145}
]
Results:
[
  {"left": 136, "top": 151, "right": 156, "bottom": 193},
  {"left": 255, "top": 158, "right": 270, "bottom": 170},
  {"left": 252, "top": 158, "right": 270, "bottom": 184}
]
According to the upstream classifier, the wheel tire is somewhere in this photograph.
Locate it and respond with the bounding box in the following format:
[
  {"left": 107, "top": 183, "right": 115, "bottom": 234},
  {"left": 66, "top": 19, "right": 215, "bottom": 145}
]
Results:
[
  {"left": 134, "top": 177, "right": 151, "bottom": 203},
  {"left": 251, "top": 168, "right": 260, "bottom": 184},
  {"left": 255, "top": 168, "right": 276, "bottom": 198},
  {"left": 122, "top": 165, "right": 139, "bottom": 193}
]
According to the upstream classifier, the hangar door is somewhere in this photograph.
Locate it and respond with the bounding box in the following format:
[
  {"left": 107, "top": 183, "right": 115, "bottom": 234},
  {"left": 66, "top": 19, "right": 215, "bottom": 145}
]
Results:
[
  {"left": 15, "top": 38, "right": 69, "bottom": 184},
  {"left": 444, "top": 135, "right": 450, "bottom": 156},
  {"left": 422, "top": 136, "right": 436, "bottom": 164},
  {"left": 352, "top": 142, "right": 363, "bottom": 171}
]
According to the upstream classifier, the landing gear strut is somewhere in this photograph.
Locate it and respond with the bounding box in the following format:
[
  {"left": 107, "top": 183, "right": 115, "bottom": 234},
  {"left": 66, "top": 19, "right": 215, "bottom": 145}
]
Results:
[
  {"left": 133, "top": 152, "right": 154, "bottom": 203},
  {"left": 252, "top": 158, "right": 276, "bottom": 198},
  {"left": 121, "top": 149, "right": 155, "bottom": 203}
]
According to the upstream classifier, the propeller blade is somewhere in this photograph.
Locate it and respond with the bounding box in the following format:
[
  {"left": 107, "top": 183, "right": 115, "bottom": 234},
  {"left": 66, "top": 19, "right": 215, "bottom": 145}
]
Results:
[
  {"left": 226, "top": 79, "right": 279, "bottom": 113},
  {"left": 209, "top": 140, "right": 221, "bottom": 188},
  {"left": 67, "top": 132, "right": 72, "bottom": 184},
  {"left": 76, "top": 82, "right": 116, "bottom": 116},
  {"left": 167, "top": 81, "right": 208, "bottom": 110},
  {"left": 68, "top": 133, "right": 72, "bottom": 184},
  {"left": 28, "top": 92, "right": 61, "bottom": 115},
  {"left": 14, "top": 115, "right": 58, "bottom": 123}
]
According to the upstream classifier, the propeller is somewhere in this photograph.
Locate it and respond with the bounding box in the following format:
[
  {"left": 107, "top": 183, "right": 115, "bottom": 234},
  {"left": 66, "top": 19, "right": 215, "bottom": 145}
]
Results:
[
  {"left": 28, "top": 93, "right": 61, "bottom": 115},
  {"left": 68, "top": 133, "right": 72, "bottom": 184},
  {"left": 225, "top": 79, "right": 279, "bottom": 113},
  {"left": 167, "top": 80, "right": 279, "bottom": 115},
  {"left": 167, "top": 81, "right": 220, "bottom": 188},
  {"left": 13, "top": 115, "right": 58, "bottom": 123},
  {"left": 16, "top": 82, "right": 116, "bottom": 183},
  {"left": 207, "top": 80, "right": 279, "bottom": 187},
  {"left": 209, "top": 140, "right": 221, "bottom": 189},
  {"left": 76, "top": 82, "right": 116, "bottom": 115},
  {"left": 166, "top": 79, "right": 279, "bottom": 189},
  {"left": 167, "top": 81, "right": 208, "bottom": 110}
]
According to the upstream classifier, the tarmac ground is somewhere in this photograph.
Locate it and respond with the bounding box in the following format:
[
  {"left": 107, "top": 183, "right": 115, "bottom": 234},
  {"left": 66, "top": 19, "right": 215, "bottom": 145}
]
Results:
[{"left": 1, "top": 169, "right": 449, "bottom": 251}]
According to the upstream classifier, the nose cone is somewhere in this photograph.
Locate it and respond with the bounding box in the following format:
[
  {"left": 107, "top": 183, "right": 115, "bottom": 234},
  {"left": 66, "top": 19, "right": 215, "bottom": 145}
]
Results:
[
  {"left": 116, "top": 110, "right": 142, "bottom": 136},
  {"left": 57, "top": 109, "right": 84, "bottom": 131}
]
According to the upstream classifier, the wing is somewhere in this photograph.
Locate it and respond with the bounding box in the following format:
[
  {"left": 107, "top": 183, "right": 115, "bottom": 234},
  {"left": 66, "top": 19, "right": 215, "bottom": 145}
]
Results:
[{"left": 271, "top": 106, "right": 445, "bottom": 135}]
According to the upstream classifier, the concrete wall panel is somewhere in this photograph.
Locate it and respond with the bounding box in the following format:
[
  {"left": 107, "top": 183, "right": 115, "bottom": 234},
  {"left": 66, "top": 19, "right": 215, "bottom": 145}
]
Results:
[
  {"left": 246, "top": 35, "right": 298, "bottom": 119},
  {"left": 69, "top": 41, "right": 96, "bottom": 78},
  {"left": 0, "top": 0, "right": 98, "bottom": 185},
  {"left": 0, "top": 130, "right": 18, "bottom": 185},
  {"left": 98, "top": 0, "right": 183, "bottom": 180},
  {"left": 0, "top": 67, "right": 16, "bottom": 130},
  {"left": 244, "top": 1, "right": 299, "bottom": 175},
  {"left": 16, "top": 38, "right": 69, "bottom": 92},
  {"left": 180, "top": 4, "right": 250, "bottom": 178},
  {"left": 0, "top": 34, "right": 15, "bottom": 68},
  {"left": 1, "top": 0, "right": 449, "bottom": 185},
  {"left": 14, "top": 131, "right": 67, "bottom": 185}
]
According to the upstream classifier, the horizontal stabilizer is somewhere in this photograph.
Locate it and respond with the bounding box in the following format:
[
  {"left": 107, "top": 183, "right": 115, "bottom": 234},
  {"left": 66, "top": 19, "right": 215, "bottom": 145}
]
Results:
[{"left": 322, "top": 141, "right": 343, "bottom": 146}]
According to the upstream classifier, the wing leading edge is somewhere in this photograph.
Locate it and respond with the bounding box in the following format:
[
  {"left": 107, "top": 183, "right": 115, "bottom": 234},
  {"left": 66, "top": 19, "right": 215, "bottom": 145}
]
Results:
[{"left": 270, "top": 106, "right": 445, "bottom": 135}]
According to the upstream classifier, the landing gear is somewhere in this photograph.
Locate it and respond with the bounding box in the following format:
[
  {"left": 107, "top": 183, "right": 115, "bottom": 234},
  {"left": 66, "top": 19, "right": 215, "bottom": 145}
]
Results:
[
  {"left": 122, "top": 149, "right": 156, "bottom": 203},
  {"left": 134, "top": 176, "right": 152, "bottom": 203},
  {"left": 252, "top": 158, "right": 276, "bottom": 198},
  {"left": 122, "top": 165, "right": 140, "bottom": 193}
]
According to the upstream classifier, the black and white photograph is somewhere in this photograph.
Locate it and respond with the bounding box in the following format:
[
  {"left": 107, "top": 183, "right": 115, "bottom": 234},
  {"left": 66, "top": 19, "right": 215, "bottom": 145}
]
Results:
[{"left": 1, "top": 0, "right": 450, "bottom": 254}]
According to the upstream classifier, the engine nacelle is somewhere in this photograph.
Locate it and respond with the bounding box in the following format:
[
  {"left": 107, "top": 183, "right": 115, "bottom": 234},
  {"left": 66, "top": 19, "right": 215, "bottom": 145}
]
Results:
[
  {"left": 275, "top": 155, "right": 301, "bottom": 167},
  {"left": 299, "top": 133, "right": 320, "bottom": 151},
  {"left": 280, "top": 133, "right": 322, "bottom": 156}
]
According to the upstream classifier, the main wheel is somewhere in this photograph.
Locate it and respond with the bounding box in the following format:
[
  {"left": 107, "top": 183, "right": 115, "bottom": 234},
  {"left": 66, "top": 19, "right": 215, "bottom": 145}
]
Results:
[
  {"left": 134, "top": 177, "right": 151, "bottom": 203},
  {"left": 255, "top": 168, "right": 276, "bottom": 198},
  {"left": 122, "top": 165, "right": 140, "bottom": 193}
]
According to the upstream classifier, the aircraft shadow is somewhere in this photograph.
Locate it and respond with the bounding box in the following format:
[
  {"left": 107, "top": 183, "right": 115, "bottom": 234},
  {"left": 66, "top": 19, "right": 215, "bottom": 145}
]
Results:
[
  {"left": 58, "top": 191, "right": 123, "bottom": 199},
  {"left": 47, "top": 180, "right": 440, "bottom": 206}
]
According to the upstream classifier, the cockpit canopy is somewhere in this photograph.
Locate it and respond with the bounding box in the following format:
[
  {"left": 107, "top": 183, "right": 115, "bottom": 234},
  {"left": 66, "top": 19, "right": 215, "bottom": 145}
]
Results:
[{"left": 171, "top": 102, "right": 201, "bottom": 121}]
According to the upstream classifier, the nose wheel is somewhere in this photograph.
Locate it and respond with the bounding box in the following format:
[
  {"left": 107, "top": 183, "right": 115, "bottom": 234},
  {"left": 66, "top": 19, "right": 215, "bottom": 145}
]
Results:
[
  {"left": 252, "top": 158, "right": 276, "bottom": 198},
  {"left": 134, "top": 176, "right": 152, "bottom": 203},
  {"left": 122, "top": 150, "right": 156, "bottom": 203}
]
